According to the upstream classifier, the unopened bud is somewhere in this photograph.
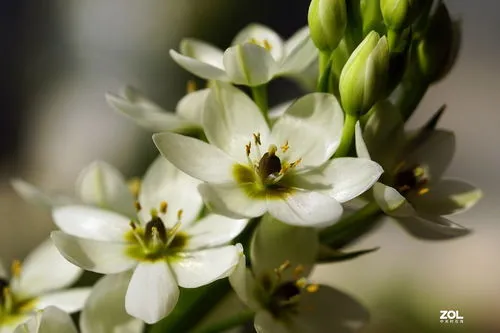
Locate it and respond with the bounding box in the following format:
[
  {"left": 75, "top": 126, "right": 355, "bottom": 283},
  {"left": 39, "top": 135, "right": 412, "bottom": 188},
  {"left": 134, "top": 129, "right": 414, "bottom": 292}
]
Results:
[
  {"left": 308, "top": 0, "right": 347, "bottom": 52},
  {"left": 339, "top": 31, "right": 389, "bottom": 116},
  {"left": 380, "top": 0, "right": 423, "bottom": 31},
  {"left": 360, "top": 0, "right": 385, "bottom": 36}
]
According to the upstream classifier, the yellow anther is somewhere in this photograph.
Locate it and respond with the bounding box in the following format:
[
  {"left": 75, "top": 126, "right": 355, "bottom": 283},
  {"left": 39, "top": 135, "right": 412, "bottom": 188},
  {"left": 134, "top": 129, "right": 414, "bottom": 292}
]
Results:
[
  {"left": 281, "top": 141, "right": 289, "bottom": 153},
  {"left": 414, "top": 166, "right": 425, "bottom": 178},
  {"left": 268, "top": 144, "right": 278, "bottom": 156},
  {"left": 134, "top": 201, "right": 142, "bottom": 212},
  {"left": 249, "top": 37, "right": 258, "bottom": 45},
  {"left": 293, "top": 265, "right": 304, "bottom": 278},
  {"left": 263, "top": 39, "right": 272, "bottom": 51},
  {"left": 177, "top": 209, "right": 184, "bottom": 221},
  {"left": 11, "top": 260, "right": 21, "bottom": 278},
  {"left": 290, "top": 158, "right": 302, "bottom": 168},
  {"left": 127, "top": 178, "right": 141, "bottom": 198},
  {"left": 160, "top": 201, "right": 168, "bottom": 214},
  {"left": 418, "top": 187, "right": 430, "bottom": 195},
  {"left": 150, "top": 208, "right": 159, "bottom": 218},
  {"left": 306, "top": 284, "right": 319, "bottom": 293},
  {"left": 186, "top": 80, "right": 197, "bottom": 94},
  {"left": 245, "top": 142, "right": 252, "bottom": 156},
  {"left": 278, "top": 260, "right": 291, "bottom": 272},
  {"left": 280, "top": 162, "right": 290, "bottom": 175},
  {"left": 253, "top": 133, "right": 262, "bottom": 146},
  {"left": 295, "top": 277, "right": 308, "bottom": 289}
]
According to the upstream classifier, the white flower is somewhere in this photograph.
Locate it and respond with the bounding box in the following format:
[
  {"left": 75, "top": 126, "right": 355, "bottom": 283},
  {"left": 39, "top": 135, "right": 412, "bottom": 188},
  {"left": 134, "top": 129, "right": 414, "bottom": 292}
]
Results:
[
  {"left": 50, "top": 157, "right": 247, "bottom": 324},
  {"left": 14, "top": 307, "right": 77, "bottom": 333},
  {"left": 230, "top": 215, "right": 369, "bottom": 333},
  {"left": 106, "top": 86, "right": 208, "bottom": 133},
  {"left": 154, "top": 82, "right": 383, "bottom": 227},
  {"left": 170, "top": 24, "right": 317, "bottom": 86},
  {"left": 355, "top": 102, "right": 482, "bottom": 239},
  {"left": 0, "top": 240, "right": 89, "bottom": 333}
]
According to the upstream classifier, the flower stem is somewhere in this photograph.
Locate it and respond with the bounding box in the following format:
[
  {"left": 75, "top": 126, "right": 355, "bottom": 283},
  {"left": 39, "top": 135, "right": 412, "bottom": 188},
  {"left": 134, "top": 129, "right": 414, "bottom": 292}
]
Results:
[
  {"left": 251, "top": 85, "right": 270, "bottom": 125},
  {"left": 192, "top": 310, "right": 255, "bottom": 333},
  {"left": 334, "top": 113, "right": 358, "bottom": 157},
  {"left": 319, "top": 201, "right": 382, "bottom": 249}
]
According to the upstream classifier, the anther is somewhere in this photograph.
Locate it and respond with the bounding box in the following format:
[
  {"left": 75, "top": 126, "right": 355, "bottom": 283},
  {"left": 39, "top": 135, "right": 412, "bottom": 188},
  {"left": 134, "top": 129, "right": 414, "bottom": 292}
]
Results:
[
  {"left": 186, "top": 80, "right": 197, "bottom": 93},
  {"left": 245, "top": 142, "right": 252, "bottom": 157},
  {"left": 295, "top": 277, "right": 308, "bottom": 289},
  {"left": 127, "top": 178, "right": 141, "bottom": 198},
  {"left": 306, "top": 284, "right": 319, "bottom": 293},
  {"left": 160, "top": 201, "right": 168, "bottom": 214},
  {"left": 281, "top": 141, "right": 289, "bottom": 153},
  {"left": 134, "top": 201, "right": 142, "bottom": 212},
  {"left": 177, "top": 209, "right": 183, "bottom": 221},
  {"left": 278, "top": 260, "right": 291, "bottom": 272},
  {"left": 253, "top": 133, "right": 262, "bottom": 146},
  {"left": 263, "top": 39, "right": 272, "bottom": 51},
  {"left": 418, "top": 187, "right": 430, "bottom": 195},
  {"left": 11, "top": 260, "right": 21, "bottom": 278}
]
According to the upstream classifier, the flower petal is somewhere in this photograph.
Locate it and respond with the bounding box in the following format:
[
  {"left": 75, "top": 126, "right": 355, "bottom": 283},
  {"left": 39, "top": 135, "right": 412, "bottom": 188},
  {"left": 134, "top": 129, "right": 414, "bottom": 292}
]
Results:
[
  {"left": 228, "top": 252, "right": 261, "bottom": 310},
  {"left": 268, "top": 100, "right": 293, "bottom": 120},
  {"left": 198, "top": 183, "right": 267, "bottom": 219},
  {"left": 14, "top": 306, "right": 78, "bottom": 333},
  {"left": 271, "top": 93, "right": 344, "bottom": 166},
  {"left": 170, "top": 49, "right": 229, "bottom": 81},
  {"left": 395, "top": 214, "right": 471, "bottom": 240},
  {"left": 223, "top": 43, "right": 279, "bottom": 86},
  {"left": 372, "top": 182, "right": 415, "bottom": 217},
  {"left": 408, "top": 179, "right": 482, "bottom": 216},
  {"left": 175, "top": 88, "right": 209, "bottom": 126},
  {"left": 170, "top": 245, "right": 240, "bottom": 288},
  {"left": 290, "top": 286, "right": 369, "bottom": 333},
  {"left": 153, "top": 132, "right": 235, "bottom": 183},
  {"left": 203, "top": 82, "right": 270, "bottom": 163},
  {"left": 35, "top": 288, "right": 91, "bottom": 313},
  {"left": 76, "top": 161, "right": 136, "bottom": 218},
  {"left": 139, "top": 156, "right": 203, "bottom": 227},
  {"left": 250, "top": 214, "right": 318, "bottom": 279},
  {"left": 267, "top": 190, "right": 343, "bottom": 228},
  {"left": 354, "top": 121, "right": 370, "bottom": 159},
  {"left": 51, "top": 231, "right": 136, "bottom": 274},
  {"left": 280, "top": 27, "right": 317, "bottom": 74},
  {"left": 11, "top": 179, "right": 74, "bottom": 209},
  {"left": 254, "top": 311, "right": 288, "bottom": 333},
  {"left": 80, "top": 272, "right": 144, "bottom": 333},
  {"left": 105, "top": 86, "right": 195, "bottom": 132},
  {"left": 232, "top": 24, "right": 284, "bottom": 61},
  {"left": 12, "top": 239, "right": 82, "bottom": 299},
  {"left": 52, "top": 205, "right": 130, "bottom": 241},
  {"left": 125, "top": 262, "right": 179, "bottom": 324},
  {"left": 185, "top": 214, "right": 248, "bottom": 250},
  {"left": 180, "top": 38, "right": 224, "bottom": 69}
]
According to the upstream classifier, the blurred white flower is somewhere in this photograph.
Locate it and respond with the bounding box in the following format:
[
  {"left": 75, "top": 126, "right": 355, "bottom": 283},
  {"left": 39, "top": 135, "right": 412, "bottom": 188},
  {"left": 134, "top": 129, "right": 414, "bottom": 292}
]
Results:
[
  {"left": 50, "top": 157, "right": 246, "bottom": 324},
  {"left": 229, "top": 215, "right": 369, "bottom": 333},
  {"left": 0, "top": 240, "right": 89, "bottom": 333},
  {"left": 355, "top": 102, "right": 482, "bottom": 239},
  {"left": 14, "top": 306, "right": 77, "bottom": 333},
  {"left": 154, "top": 82, "right": 382, "bottom": 227},
  {"left": 170, "top": 24, "right": 317, "bottom": 86}
]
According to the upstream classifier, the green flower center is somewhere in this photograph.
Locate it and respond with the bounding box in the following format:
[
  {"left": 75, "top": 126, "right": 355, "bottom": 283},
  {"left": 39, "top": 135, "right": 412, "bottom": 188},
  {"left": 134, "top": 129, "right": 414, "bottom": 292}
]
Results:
[{"left": 0, "top": 268, "right": 36, "bottom": 325}]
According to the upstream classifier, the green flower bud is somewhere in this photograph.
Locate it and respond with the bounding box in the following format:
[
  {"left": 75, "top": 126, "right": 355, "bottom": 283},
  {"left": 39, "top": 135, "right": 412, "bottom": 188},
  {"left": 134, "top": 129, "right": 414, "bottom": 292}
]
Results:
[
  {"left": 381, "top": 0, "right": 425, "bottom": 31},
  {"left": 360, "top": 0, "right": 385, "bottom": 36},
  {"left": 308, "top": 0, "right": 348, "bottom": 52},
  {"left": 339, "top": 31, "right": 389, "bottom": 116}
]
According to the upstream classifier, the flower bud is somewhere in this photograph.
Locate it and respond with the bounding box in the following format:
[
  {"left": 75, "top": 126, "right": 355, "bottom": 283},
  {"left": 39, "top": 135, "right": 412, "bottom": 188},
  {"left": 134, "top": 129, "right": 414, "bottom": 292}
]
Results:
[
  {"left": 360, "top": 0, "right": 385, "bottom": 36},
  {"left": 380, "top": 0, "right": 423, "bottom": 31},
  {"left": 339, "top": 31, "right": 389, "bottom": 116},
  {"left": 308, "top": 0, "right": 348, "bottom": 52}
]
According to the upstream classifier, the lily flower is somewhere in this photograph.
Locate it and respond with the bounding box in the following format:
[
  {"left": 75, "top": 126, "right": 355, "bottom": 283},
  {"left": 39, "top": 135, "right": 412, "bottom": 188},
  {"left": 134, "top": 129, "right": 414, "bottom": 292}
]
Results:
[
  {"left": 154, "top": 82, "right": 382, "bottom": 227},
  {"left": 229, "top": 215, "right": 369, "bottom": 333},
  {"left": 355, "top": 102, "right": 482, "bottom": 239},
  {"left": 50, "top": 157, "right": 246, "bottom": 324},
  {"left": 0, "top": 240, "right": 89, "bottom": 333},
  {"left": 170, "top": 24, "right": 317, "bottom": 86}
]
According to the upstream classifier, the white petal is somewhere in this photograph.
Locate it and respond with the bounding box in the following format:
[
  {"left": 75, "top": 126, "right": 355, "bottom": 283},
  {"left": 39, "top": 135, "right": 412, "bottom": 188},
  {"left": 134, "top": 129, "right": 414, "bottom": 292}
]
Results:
[
  {"left": 372, "top": 182, "right": 415, "bottom": 217},
  {"left": 407, "top": 130, "right": 455, "bottom": 182},
  {"left": 322, "top": 157, "right": 383, "bottom": 202},
  {"left": 290, "top": 286, "right": 369, "bottom": 333},
  {"left": 52, "top": 205, "right": 130, "bottom": 241},
  {"left": 354, "top": 122, "right": 371, "bottom": 159},
  {"left": 272, "top": 93, "right": 344, "bottom": 166},
  {"left": 203, "top": 82, "right": 270, "bottom": 163},
  {"left": 280, "top": 27, "right": 317, "bottom": 74},
  {"left": 267, "top": 190, "right": 343, "bottom": 228},
  {"left": 228, "top": 252, "right": 261, "bottom": 310},
  {"left": 80, "top": 272, "right": 144, "bottom": 333},
  {"left": 51, "top": 232, "right": 136, "bottom": 274},
  {"left": 185, "top": 214, "right": 248, "bottom": 250},
  {"left": 76, "top": 161, "right": 136, "bottom": 218},
  {"left": 408, "top": 179, "right": 483, "bottom": 216},
  {"left": 198, "top": 183, "right": 267, "bottom": 219},
  {"left": 250, "top": 214, "right": 318, "bottom": 279},
  {"left": 12, "top": 239, "right": 82, "bottom": 299},
  {"left": 268, "top": 100, "right": 293, "bottom": 120},
  {"left": 180, "top": 38, "right": 224, "bottom": 69},
  {"left": 254, "top": 311, "right": 288, "bottom": 333},
  {"left": 223, "top": 44, "right": 279, "bottom": 86},
  {"left": 106, "top": 86, "right": 195, "bottom": 132},
  {"left": 11, "top": 179, "right": 73, "bottom": 209},
  {"left": 396, "top": 214, "right": 471, "bottom": 240},
  {"left": 170, "top": 49, "right": 229, "bottom": 81},
  {"left": 5, "top": 316, "right": 30, "bottom": 333},
  {"left": 170, "top": 245, "right": 240, "bottom": 288},
  {"left": 175, "top": 88, "right": 209, "bottom": 125},
  {"left": 232, "top": 24, "right": 284, "bottom": 61},
  {"left": 14, "top": 306, "right": 78, "bottom": 333},
  {"left": 153, "top": 132, "right": 235, "bottom": 183},
  {"left": 139, "top": 156, "right": 203, "bottom": 228},
  {"left": 36, "top": 288, "right": 91, "bottom": 313},
  {"left": 125, "top": 262, "right": 179, "bottom": 324}
]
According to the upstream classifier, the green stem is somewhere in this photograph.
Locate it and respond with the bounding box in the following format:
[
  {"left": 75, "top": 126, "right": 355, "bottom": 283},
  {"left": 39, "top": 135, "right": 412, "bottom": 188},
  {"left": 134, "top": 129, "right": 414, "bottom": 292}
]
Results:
[
  {"left": 251, "top": 85, "right": 270, "bottom": 125},
  {"left": 334, "top": 113, "right": 358, "bottom": 157},
  {"left": 192, "top": 310, "right": 255, "bottom": 333},
  {"left": 318, "top": 51, "right": 331, "bottom": 81},
  {"left": 319, "top": 201, "right": 382, "bottom": 249}
]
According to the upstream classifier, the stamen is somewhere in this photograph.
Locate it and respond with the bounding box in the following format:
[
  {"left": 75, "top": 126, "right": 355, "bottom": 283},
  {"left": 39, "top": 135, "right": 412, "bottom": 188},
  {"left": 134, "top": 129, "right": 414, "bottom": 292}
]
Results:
[
  {"left": 177, "top": 209, "right": 183, "bottom": 221},
  {"left": 134, "top": 201, "right": 142, "bottom": 212},
  {"left": 160, "top": 201, "right": 168, "bottom": 214},
  {"left": 253, "top": 133, "right": 262, "bottom": 146},
  {"left": 11, "top": 260, "right": 21, "bottom": 278},
  {"left": 281, "top": 141, "right": 289, "bottom": 153},
  {"left": 418, "top": 187, "right": 430, "bottom": 195},
  {"left": 166, "top": 221, "right": 182, "bottom": 248},
  {"left": 245, "top": 142, "right": 252, "bottom": 157},
  {"left": 263, "top": 39, "right": 272, "bottom": 51},
  {"left": 186, "top": 80, "right": 197, "bottom": 93},
  {"left": 278, "top": 260, "right": 291, "bottom": 272},
  {"left": 289, "top": 158, "right": 302, "bottom": 168},
  {"left": 129, "top": 221, "right": 147, "bottom": 250},
  {"left": 249, "top": 37, "right": 258, "bottom": 45},
  {"left": 306, "top": 284, "right": 319, "bottom": 293},
  {"left": 293, "top": 265, "right": 304, "bottom": 278},
  {"left": 127, "top": 178, "right": 141, "bottom": 198}
]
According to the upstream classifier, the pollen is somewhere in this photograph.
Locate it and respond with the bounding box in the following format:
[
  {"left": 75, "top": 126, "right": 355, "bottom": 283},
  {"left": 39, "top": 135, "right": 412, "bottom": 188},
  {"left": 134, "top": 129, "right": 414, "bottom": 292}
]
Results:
[
  {"left": 160, "top": 201, "right": 168, "bottom": 214},
  {"left": 11, "top": 260, "right": 21, "bottom": 278},
  {"left": 306, "top": 284, "right": 319, "bottom": 293},
  {"left": 281, "top": 141, "right": 289, "bottom": 153},
  {"left": 418, "top": 187, "right": 430, "bottom": 195},
  {"left": 186, "top": 80, "right": 197, "bottom": 93}
]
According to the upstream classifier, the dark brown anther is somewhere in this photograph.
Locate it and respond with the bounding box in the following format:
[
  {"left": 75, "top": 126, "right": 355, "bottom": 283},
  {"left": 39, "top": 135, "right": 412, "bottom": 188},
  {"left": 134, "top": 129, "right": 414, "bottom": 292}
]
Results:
[{"left": 145, "top": 216, "right": 167, "bottom": 245}]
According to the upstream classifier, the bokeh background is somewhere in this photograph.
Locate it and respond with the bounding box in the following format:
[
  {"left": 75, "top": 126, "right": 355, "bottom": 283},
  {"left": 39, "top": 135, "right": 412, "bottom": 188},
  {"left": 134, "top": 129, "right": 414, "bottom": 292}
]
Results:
[{"left": 0, "top": 0, "right": 499, "bottom": 332}]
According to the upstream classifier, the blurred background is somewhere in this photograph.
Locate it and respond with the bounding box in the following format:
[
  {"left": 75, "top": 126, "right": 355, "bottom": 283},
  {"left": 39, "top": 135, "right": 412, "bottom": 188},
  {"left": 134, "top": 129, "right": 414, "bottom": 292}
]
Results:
[{"left": 0, "top": 0, "right": 499, "bottom": 332}]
